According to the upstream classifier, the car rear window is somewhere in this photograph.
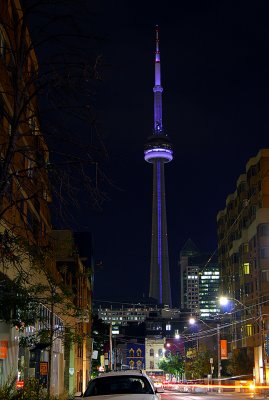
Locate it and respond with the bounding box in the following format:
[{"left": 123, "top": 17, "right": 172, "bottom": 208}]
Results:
[{"left": 84, "top": 375, "right": 154, "bottom": 396}]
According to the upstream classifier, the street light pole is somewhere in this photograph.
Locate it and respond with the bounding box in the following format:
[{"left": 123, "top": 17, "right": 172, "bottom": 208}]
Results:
[
  {"left": 219, "top": 295, "right": 265, "bottom": 385},
  {"left": 109, "top": 323, "right": 113, "bottom": 371}
]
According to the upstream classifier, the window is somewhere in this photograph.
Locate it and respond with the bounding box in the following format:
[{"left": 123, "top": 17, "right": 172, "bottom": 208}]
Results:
[
  {"left": 0, "top": 29, "right": 6, "bottom": 60},
  {"left": 259, "top": 224, "right": 269, "bottom": 236},
  {"left": 165, "top": 350, "right": 171, "bottom": 357},
  {"left": 262, "top": 270, "right": 269, "bottom": 282},
  {"left": 244, "top": 263, "right": 250, "bottom": 275},
  {"left": 129, "top": 349, "right": 134, "bottom": 357},
  {"left": 28, "top": 116, "right": 37, "bottom": 134},
  {"left": 243, "top": 243, "right": 249, "bottom": 254},
  {"left": 246, "top": 324, "right": 253, "bottom": 337},
  {"left": 136, "top": 348, "right": 141, "bottom": 357},
  {"left": 26, "top": 157, "right": 34, "bottom": 178},
  {"left": 261, "top": 247, "right": 269, "bottom": 259},
  {"left": 166, "top": 323, "right": 171, "bottom": 331},
  {"left": 149, "top": 349, "right": 154, "bottom": 357}
]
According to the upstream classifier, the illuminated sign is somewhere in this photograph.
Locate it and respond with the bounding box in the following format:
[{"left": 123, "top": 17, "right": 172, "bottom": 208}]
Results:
[
  {"left": 112, "top": 325, "right": 119, "bottom": 335},
  {"left": 0, "top": 340, "right": 8, "bottom": 359},
  {"left": 220, "top": 339, "right": 228, "bottom": 360}
]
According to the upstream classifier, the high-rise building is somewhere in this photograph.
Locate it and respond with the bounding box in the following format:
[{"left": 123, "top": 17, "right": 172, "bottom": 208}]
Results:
[
  {"left": 217, "top": 148, "right": 269, "bottom": 385},
  {"left": 144, "top": 26, "right": 173, "bottom": 307},
  {"left": 179, "top": 239, "right": 220, "bottom": 318}
]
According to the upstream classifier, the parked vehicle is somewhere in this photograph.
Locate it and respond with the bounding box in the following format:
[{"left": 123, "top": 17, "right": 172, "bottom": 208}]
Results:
[{"left": 74, "top": 370, "right": 162, "bottom": 399}]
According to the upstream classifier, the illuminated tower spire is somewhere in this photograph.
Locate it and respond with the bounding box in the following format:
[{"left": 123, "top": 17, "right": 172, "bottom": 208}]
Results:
[{"left": 144, "top": 26, "right": 173, "bottom": 307}]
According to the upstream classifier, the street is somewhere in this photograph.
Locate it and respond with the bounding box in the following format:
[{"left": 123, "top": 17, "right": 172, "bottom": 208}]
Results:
[{"left": 160, "top": 389, "right": 265, "bottom": 400}]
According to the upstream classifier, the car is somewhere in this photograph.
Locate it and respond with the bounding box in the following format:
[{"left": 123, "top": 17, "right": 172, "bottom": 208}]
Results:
[
  {"left": 149, "top": 379, "right": 164, "bottom": 393},
  {"left": 74, "top": 370, "right": 162, "bottom": 399}
]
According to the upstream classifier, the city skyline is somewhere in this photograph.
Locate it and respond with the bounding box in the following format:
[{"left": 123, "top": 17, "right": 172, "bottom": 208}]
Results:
[
  {"left": 49, "top": 0, "right": 269, "bottom": 307},
  {"left": 3, "top": 1, "right": 268, "bottom": 392}
]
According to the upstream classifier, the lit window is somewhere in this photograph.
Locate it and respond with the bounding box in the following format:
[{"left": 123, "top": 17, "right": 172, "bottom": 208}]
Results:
[
  {"left": 244, "top": 263, "right": 250, "bottom": 274},
  {"left": 246, "top": 324, "right": 253, "bottom": 336}
]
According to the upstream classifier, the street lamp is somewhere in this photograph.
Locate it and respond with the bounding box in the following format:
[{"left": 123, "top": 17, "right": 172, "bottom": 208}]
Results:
[{"left": 189, "top": 317, "right": 196, "bottom": 326}]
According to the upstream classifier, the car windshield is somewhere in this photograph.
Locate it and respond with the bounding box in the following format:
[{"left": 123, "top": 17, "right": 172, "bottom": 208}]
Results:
[{"left": 84, "top": 375, "right": 154, "bottom": 396}]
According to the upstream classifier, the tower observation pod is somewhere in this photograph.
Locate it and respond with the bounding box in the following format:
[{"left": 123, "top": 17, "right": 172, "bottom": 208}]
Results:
[{"left": 144, "top": 26, "right": 173, "bottom": 307}]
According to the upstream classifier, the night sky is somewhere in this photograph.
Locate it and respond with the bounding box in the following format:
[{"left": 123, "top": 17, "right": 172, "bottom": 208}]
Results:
[{"left": 54, "top": 1, "right": 269, "bottom": 306}]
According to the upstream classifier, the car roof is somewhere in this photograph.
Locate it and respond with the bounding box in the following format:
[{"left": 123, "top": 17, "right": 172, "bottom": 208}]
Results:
[{"left": 97, "top": 370, "right": 148, "bottom": 379}]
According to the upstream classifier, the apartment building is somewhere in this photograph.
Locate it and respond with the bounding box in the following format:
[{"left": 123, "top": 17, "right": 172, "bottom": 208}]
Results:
[{"left": 217, "top": 148, "right": 269, "bottom": 384}]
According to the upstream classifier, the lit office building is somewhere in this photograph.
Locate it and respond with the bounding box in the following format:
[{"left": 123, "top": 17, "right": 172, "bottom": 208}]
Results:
[{"left": 179, "top": 239, "right": 220, "bottom": 318}]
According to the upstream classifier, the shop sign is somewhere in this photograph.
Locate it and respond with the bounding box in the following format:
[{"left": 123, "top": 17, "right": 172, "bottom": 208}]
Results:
[
  {"left": 0, "top": 340, "right": 8, "bottom": 359},
  {"left": 40, "top": 362, "right": 48, "bottom": 375}
]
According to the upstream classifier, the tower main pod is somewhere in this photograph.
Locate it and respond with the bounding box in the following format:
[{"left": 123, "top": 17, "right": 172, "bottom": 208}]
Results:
[{"left": 144, "top": 26, "right": 173, "bottom": 307}]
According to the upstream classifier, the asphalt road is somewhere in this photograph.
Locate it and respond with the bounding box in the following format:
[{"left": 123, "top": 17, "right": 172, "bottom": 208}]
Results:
[{"left": 160, "top": 390, "right": 266, "bottom": 399}]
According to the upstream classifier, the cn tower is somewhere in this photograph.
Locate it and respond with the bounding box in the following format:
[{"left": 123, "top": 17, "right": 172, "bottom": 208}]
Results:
[{"left": 144, "top": 26, "right": 173, "bottom": 307}]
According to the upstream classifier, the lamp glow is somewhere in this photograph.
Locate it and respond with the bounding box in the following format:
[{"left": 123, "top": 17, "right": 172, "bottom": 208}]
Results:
[
  {"left": 219, "top": 296, "right": 229, "bottom": 306},
  {"left": 189, "top": 317, "right": 196, "bottom": 325}
]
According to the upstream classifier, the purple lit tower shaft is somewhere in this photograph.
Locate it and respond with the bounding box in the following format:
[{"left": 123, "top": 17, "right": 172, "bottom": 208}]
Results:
[{"left": 144, "top": 27, "right": 173, "bottom": 307}]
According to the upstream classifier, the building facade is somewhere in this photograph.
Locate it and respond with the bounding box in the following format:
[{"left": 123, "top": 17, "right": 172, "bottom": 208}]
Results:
[
  {"left": 145, "top": 337, "right": 165, "bottom": 371},
  {"left": 98, "top": 305, "right": 152, "bottom": 327},
  {"left": 52, "top": 230, "right": 93, "bottom": 394},
  {"left": 0, "top": 0, "right": 54, "bottom": 390},
  {"left": 126, "top": 343, "right": 145, "bottom": 370},
  {"left": 217, "top": 148, "right": 269, "bottom": 384},
  {"left": 0, "top": 3, "right": 94, "bottom": 395}
]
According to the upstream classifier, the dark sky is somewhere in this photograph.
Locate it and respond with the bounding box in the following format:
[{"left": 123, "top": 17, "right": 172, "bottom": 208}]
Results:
[{"left": 56, "top": 1, "right": 269, "bottom": 306}]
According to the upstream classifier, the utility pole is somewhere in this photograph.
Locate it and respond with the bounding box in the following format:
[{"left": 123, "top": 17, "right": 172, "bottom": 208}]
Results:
[
  {"left": 217, "top": 324, "right": 222, "bottom": 393},
  {"left": 109, "top": 324, "right": 113, "bottom": 371},
  {"left": 114, "top": 335, "right": 117, "bottom": 371}
]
